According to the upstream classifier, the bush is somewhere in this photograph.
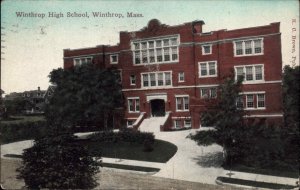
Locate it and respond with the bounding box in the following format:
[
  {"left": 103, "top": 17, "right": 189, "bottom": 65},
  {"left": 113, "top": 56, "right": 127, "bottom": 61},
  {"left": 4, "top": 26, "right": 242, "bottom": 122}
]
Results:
[
  {"left": 17, "top": 133, "right": 100, "bottom": 189},
  {"left": 90, "top": 129, "right": 155, "bottom": 145},
  {"left": 0, "top": 121, "right": 48, "bottom": 144}
]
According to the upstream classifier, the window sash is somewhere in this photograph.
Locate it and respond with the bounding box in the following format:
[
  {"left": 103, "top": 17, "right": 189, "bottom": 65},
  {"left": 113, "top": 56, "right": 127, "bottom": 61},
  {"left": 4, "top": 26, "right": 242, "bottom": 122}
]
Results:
[
  {"left": 184, "top": 120, "right": 191, "bottom": 128},
  {"left": 246, "top": 95, "right": 254, "bottom": 108},
  {"left": 142, "top": 74, "right": 149, "bottom": 87},
  {"left": 133, "top": 37, "right": 179, "bottom": 65},
  {"left": 235, "top": 39, "right": 263, "bottom": 56},
  {"left": 142, "top": 72, "right": 172, "bottom": 87},
  {"left": 200, "top": 63, "right": 207, "bottom": 76},
  {"left": 257, "top": 94, "right": 265, "bottom": 108},
  {"left": 245, "top": 66, "right": 253, "bottom": 81},
  {"left": 178, "top": 72, "right": 184, "bottom": 82},
  {"left": 176, "top": 96, "right": 189, "bottom": 111},
  {"left": 130, "top": 75, "right": 136, "bottom": 85},
  {"left": 208, "top": 62, "right": 216, "bottom": 75}
]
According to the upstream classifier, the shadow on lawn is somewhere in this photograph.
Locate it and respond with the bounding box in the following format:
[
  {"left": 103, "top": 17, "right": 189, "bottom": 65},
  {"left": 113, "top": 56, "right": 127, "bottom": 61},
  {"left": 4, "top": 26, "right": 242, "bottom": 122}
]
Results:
[{"left": 193, "top": 151, "right": 223, "bottom": 168}]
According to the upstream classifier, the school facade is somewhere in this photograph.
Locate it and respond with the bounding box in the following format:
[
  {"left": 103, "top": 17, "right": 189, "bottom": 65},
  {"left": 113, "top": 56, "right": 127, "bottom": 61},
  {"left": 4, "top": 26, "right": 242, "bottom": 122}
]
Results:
[{"left": 63, "top": 19, "right": 283, "bottom": 130}]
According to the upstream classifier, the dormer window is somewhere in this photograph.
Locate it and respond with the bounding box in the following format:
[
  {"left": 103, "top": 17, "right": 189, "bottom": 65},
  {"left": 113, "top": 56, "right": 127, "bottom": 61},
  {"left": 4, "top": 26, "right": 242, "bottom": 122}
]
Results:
[{"left": 110, "top": 54, "right": 118, "bottom": 64}]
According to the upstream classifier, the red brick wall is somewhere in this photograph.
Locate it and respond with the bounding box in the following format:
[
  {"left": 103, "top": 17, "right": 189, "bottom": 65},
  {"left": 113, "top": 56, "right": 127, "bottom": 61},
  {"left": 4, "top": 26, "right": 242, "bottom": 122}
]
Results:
[{"left": 63, "top": 20, "right": 283, "bottom": 129}]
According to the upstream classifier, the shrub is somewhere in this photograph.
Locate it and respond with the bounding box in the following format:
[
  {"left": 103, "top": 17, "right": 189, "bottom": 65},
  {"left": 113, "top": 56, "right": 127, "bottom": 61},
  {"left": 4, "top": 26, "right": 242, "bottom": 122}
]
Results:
[
  {"left": 17, "top": 133, "right": 100, "bottom": 189},
  {"left": 0, "top": 121, "right": 48, "bottom": 144},
  {"left": 90, "top": 129, "right": 155, "bottom": 145}
]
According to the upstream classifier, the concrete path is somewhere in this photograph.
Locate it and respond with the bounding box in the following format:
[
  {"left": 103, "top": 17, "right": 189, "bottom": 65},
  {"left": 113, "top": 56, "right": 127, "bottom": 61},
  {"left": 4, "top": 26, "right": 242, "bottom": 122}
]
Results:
[{"left": 1, "top": 129, "right": 298, "bottom": 187}]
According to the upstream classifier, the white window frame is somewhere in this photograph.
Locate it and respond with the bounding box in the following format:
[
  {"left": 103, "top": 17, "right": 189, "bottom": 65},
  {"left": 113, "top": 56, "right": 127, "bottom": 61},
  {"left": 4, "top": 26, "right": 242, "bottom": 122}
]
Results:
[
  {"left": 110, "top": 54, "right": 118, "bottom": 64},
  {"left": 175, "top": 95, "right": 189, "bottom": 112},
  {"left": 236, "top": 95, "right": 244, "bottom": 109},
  {"left": 256, "top": 93, "right": 266, "bottom": 109},
  {"left": 234, "top": 64, "right": 264, "bottom": 84},
  {"left": 233, "top": 38, "right": 264, "bottom": 57},
  {"left": 132, "top": 35, "right": 180, "bottom": 65},
  {"left": 240, "top": 92, "right": 266, "bottom": 110},
  {"left": 73, "top": 57, "right": 93, "bottom": 66},
  {"left": 127, "top": 120, "right": 136, "bottom": 127},
  {"left": 246, "top": 94, "right": 254, "bottom": 109},
  {"left": 141, "top": 71, "right": 172, "bottom": 89},
  {"left": 174, "top": 120, "right": 181, "bottom": 129},
  {"left": 184, "top": 119, "right": 191, "bottom": 128},
  {"left": 198, "top": 61, "right": 218, "bottom": 78},
  {"left": 178, "top": 72, "right": 184, "bottom": 82},
  {"left": 200, "top": 87, "right": 217, "bottom": 99},
  {"left": 127, "top": 97, "right": 140, "bottom": 113},
  {"left": 202, "top": 44, "right": 212, "bottom": 55},
  {"left": 130, "top": 75, "right": 136, "bottom": 86}
]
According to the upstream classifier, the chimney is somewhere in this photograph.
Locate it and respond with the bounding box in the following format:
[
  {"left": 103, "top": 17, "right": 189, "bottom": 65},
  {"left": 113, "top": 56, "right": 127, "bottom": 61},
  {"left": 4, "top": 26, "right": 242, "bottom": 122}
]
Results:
[
  {"left": 192, "top": 20, "right": 205, "bottom": 33},
  {"left": 38, "top": 87, "right": 40, "bottom": 91}
]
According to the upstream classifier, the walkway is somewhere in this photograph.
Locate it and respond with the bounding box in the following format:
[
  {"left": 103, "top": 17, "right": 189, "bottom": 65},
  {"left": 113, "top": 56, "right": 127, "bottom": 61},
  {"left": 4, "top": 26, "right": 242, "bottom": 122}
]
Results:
[{"left": 1, "top": 128, "right": 298, "bottom": 188}]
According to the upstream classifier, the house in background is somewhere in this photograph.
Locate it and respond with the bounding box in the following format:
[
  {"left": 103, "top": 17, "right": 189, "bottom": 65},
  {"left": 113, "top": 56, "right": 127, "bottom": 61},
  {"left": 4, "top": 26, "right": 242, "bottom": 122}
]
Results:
[
  {"left": 4, "top": 87, "right": 46, "bottom": 114},
  {"left": 63, "top": 19, "right": 283, "bottom": 130}
]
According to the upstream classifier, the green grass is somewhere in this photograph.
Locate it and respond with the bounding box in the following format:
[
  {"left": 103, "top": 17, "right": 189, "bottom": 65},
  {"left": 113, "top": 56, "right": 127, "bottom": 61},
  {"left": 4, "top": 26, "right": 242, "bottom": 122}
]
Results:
[
  {"left": 223, "top": 164, "right": 299, "bottom": 178},
  {"left": 217, "top": 177, "right": 297, "bottom": 189},
  {"left": 0, "top": 115, "right": 45, "bottom": 124},
  {"left": 78, "top": 139, "right": 178, "bottom": 163}
]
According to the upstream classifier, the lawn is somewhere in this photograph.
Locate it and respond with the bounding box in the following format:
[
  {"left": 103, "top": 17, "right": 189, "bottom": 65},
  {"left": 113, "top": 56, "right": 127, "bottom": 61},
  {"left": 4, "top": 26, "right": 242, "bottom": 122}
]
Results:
[
  {"left": 223, "top": 164, "right": 299, "bottom": 178},
  {"left": 217, "top": 177, "right": 297, "bottom": 189},
  {"left": 77, "top": 139, "right": 178, "bottom": 163},
  {"left": 0, "top": 115, "right": 45, "bottom": 124}
]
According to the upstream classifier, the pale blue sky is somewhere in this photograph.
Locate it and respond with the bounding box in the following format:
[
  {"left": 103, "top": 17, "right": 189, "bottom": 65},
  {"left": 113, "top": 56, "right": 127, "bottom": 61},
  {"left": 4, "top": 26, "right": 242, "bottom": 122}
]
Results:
[{"left": 1, "top": 0, "right": 299, "bottom": 94}]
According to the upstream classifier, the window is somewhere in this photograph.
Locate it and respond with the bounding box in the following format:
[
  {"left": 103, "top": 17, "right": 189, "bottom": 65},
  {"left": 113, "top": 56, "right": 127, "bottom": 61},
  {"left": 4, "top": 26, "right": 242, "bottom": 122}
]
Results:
[
  {"left": 246, "top": 94, "right": 254, "bottom": 108},
  {"left": 178, "top": 72, "right": 184, "bottom": 82},
  {"left": 176, "top": 96, "right": 189, "bottom": 111},
  {"left": 141, "top": 72, "right": 172, "bottom": 88},
  {"left": 165, "top": 72, "right": 171, "bottom": 86},
  {"left": 199, "top": 61, "right": 217, "bottom": 77},
  {"left": 174, "top": 120, "right": 181, "bottom": 129},
  {"left": 257, "top": 94, "right": 265, "bottom": 108},
  {"left": 234, "top": 39, "right": 263, "bottom": 56},
  {"left": 236, "top": 95, "right": 244, "bottom": 109},
  {"left": 130, "top": 75, "right": 136, "bottom": 85},
  {"left": 238, "top": 93, "right": 266, "bottom": 110},
  {"left": 127, "top": 120, "right": 135, "bottom": 127},
  {"left": 200, "top": 88, "right": 217, "bottom": 99},
  {"left": 110, "top": 54, "right": 118, "bottom": 64},
  {"left": 134, "top": 51, "right": 141, "bottom": 64},
  {"left": 157, "top": 73, "right": 164, "bottom": 86},
  {"left": 132, "top": 36, "right": 179, "bottom": 65},
  {"left": 202, "top": 44, "right": 212, "bottom": 55},
  {"left": 150, "top": 73, "right": 156, "bottom": 86},
  {"left": 184, "top": 120, "right": 191, "bottom": 128},
  {"left": 234, "top": 65, "right": 264, "bottom": 83},
  {"left": 128, "top": 98, "right": 140, "bottom": 113},
  {"left": 73, "top": 57, "right": 92, "bottom": 66},
  {"left": 142, "top": 74, "right": 149, "bottom": 87}
]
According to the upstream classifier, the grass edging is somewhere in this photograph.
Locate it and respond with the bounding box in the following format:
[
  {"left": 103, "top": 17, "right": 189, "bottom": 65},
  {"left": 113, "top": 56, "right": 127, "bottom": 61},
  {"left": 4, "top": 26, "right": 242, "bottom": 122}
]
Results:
[
  {"left": 101, "top": 163, "right": 160, "bottom": 173},
  {"left": 216, "top": 176, "right": 297, "bottom": 189},
  {"left": 223, "top": 165, "right": 298, "bottom": 178}
]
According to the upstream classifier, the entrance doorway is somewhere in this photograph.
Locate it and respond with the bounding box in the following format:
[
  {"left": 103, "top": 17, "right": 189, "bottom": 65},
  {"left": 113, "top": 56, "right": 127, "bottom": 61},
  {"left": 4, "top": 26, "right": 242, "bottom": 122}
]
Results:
[{"left": 150, "top": 99, "right": 165, "bottom": 117}]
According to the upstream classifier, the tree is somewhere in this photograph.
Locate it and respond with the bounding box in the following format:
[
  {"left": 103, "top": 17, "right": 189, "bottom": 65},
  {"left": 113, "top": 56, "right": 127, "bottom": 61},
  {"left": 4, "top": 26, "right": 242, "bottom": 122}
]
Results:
[
  {"left": 282, "top": 65, "right": 299, "bottom": 128},
  {"left": 3, "top": 98, "right": 33, "bottom": 117},
  {"left": 281, "top": 65, "right": 299, "bottom": 170},
  {"left": 190, "top": 73, "right": 244, "bottom": 163},
  {"left": 45, "top": 63, "right": 123, "bottom": 129},
  {"left": 17, "top": 133, "right": 100, "bottom": 189}
]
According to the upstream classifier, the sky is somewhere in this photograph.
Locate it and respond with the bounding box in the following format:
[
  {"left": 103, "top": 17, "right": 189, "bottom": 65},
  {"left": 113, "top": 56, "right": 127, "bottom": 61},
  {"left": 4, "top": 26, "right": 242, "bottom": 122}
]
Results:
[{"left": 1, "top": 0, "right": 299, "bottom": 94}]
